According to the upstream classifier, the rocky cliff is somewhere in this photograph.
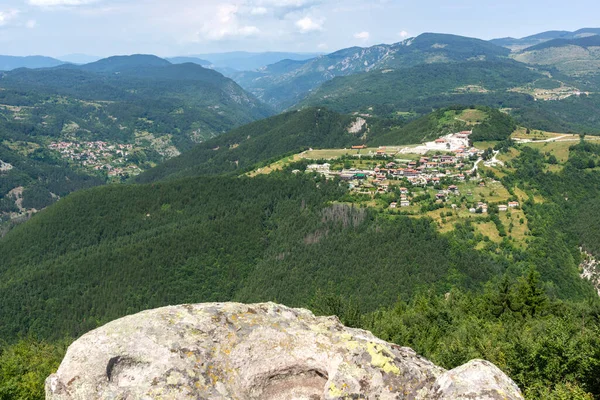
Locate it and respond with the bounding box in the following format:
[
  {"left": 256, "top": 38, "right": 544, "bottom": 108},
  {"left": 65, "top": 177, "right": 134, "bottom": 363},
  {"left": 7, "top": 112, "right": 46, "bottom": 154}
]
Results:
[{"left": 46, "top": 302, "right": 523, "bottom": 399}]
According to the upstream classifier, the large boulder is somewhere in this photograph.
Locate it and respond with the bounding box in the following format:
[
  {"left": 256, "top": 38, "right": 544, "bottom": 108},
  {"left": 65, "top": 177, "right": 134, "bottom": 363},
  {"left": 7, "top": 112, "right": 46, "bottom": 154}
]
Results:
[{"left": 46, "top": 302, "right": 523, "bottom": 399}]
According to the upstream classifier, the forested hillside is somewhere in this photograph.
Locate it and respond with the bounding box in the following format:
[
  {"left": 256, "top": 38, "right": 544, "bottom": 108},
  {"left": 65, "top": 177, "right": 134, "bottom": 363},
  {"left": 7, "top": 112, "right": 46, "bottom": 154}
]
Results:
[
  {"left": 0, "top": 174, "right": 499, "bottom": 340},
  {"left": 298, "top": 60, "right": 600, "bottom": 134},
  {"left": 2, "top": 153, "right": 597, "bottom": 341},
  {"left": 0, "top": 57, "right": 272, "bottom": 148},
  {"left": 368, "top": 106, "right": 516, "bottom": 145},
  {"left": 0, "top": 55, "right": 273, "bottom": 225},
  {"left": 134, "top": 107, "right": 365, "bottom": 182},
  {"left": 514, "top": 35, "right": 600, "bottom": 75},
  {"left": 298, "top": 60, "right": 541, "bottom": 113}
]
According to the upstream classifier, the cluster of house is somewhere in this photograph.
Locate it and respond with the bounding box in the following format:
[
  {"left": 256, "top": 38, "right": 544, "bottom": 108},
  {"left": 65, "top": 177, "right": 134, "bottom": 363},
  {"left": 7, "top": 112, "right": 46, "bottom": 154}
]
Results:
[
  {"left": 49, "top": 141, "right": 132, "bottom": 158},
  {"left": 469, "top": 201, "right": 520, "bottom": 214},
  {"left": 307, "top": 151, "right": 476, "bottom": 190},
  {"left": 48, "top": 141, "right": 139, "bottom": 178},
  {"left": 389, "top": 187, "right": 412, "bottom": 208}
]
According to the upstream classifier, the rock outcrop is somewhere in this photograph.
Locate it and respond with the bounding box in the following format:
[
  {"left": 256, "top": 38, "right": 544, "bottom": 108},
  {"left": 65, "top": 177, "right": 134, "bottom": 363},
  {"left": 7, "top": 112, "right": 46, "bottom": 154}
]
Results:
[{"left": 46, "top": 302, "right": 523, "bottom": 399}]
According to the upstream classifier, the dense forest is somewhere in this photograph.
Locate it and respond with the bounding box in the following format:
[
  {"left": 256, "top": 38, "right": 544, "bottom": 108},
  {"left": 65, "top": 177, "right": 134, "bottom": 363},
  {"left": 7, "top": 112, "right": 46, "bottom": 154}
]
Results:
[
  {"left": 299, "top": 60, "right": 541, "bottom": 113},
  {"left": 0, "top": 173, "right": 511, "bottom": 340}
]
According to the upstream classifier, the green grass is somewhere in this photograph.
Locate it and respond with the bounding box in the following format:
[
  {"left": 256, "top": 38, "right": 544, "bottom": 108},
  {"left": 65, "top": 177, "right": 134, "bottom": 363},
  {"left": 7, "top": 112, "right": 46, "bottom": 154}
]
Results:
[{"left": 454, "top": 109, "right": 488, "bottom": 125}]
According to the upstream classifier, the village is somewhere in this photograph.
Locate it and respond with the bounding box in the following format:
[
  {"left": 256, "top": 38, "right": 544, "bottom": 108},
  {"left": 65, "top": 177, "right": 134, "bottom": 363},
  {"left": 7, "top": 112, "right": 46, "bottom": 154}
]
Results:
[
  {"left": 48, "top": 140, "right": 142, "bottom": 179},
  {"left": 303, "top": 131, "right": 522, "bottom": 223}
]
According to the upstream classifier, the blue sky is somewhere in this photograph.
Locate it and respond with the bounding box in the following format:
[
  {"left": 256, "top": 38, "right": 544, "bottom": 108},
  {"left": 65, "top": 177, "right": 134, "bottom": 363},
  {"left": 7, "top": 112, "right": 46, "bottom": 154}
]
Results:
[{"left": 0, "top": 0, "right": 598, "bottom": 57}]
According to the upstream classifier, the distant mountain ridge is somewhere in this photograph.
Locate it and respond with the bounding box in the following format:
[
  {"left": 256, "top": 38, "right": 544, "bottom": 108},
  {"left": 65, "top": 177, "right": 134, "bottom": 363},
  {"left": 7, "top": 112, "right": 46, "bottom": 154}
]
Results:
[
  {"left": 232, "top": 33, "right": 510, "bottom": 110},
  {"left": 513, "top": 35, "right": 600, "bottom": 76},
  {"left": 192, "top": 51, "right": 323, "bottom": 71},
  {"left": 74, "top": 54, "right": 171, "bottom": 73},
  {"left": 58, "top": 54, "right": 101, "bottom": 64},
  {"left": 0, "top": 55, "right": 65, "bottom": 71},
  {"left": 167, "top": 57, "right": 211, "bottom": 66},
  {"left": 523, "top": 35, "right": 600, "bottom": 52},
  {"left": 491, "top": 28, "right": 600, "bottom": 51}
]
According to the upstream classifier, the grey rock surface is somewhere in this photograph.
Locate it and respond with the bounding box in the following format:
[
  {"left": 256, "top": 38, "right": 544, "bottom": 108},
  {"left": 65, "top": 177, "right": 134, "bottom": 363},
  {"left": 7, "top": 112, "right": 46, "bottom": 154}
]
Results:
[{"left": 46, "top": 302, "right": 523, "bottom": 399}]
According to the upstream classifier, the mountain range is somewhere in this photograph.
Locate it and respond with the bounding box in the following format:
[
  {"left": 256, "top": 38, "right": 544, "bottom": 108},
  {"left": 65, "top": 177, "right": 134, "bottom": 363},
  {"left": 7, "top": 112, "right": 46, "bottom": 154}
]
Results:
[
  {"left": 513, "top": 35, "right": 600, "bottom": 75},
  {"left": 232, "top": 33, "right": 511, "bottom": 110},
  {"left": 190, "top": 51, "right": 323, "bottom": 71},
  {"left": 0, "top": 55, "right": 65, "bottom": 71},
  {"left": 490, "top": 28, "right": 600, "bottom": 51}
]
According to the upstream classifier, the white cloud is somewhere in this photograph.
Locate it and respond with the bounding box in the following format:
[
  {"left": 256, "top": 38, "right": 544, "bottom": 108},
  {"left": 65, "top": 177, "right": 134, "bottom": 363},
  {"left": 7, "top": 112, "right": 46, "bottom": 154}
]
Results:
[
  {"left": 317, "top": 42, "right": 328, "bottom": 50},
  {"left": 255, "top": 0, "right": 320, "bottom": 8},
  {"left": 353, "top": 31, "right": 370, "bottom": 40},
  {"left": 399, "top": 30, "right": 409, "bottom": 39},
  {"left": 238, "top": 25, "right": 260, "bottom": 35},
  {"left": 295, "top": 16, "right": 323, "bottom": 33},
  {"left": 28, "top": 0, "right": 97, "bottom": 6},
  {"left": 250, "top": 7, "right": 268, "bottom": 15},
  {"left": 0, "top": 9, "right": 19, "bottom": 26},
  {"left": 26, "top": 19, "right": 37, "bottom": 29},
  {"left": 195, "top": 4, "right": 261, "bottom": 41}
]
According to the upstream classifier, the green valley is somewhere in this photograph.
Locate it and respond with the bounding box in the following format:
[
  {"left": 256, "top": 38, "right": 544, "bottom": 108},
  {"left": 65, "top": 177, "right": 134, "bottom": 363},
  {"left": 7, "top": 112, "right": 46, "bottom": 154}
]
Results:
[{"left": 0, "top": 55, "right": 273, "bottom": 227}]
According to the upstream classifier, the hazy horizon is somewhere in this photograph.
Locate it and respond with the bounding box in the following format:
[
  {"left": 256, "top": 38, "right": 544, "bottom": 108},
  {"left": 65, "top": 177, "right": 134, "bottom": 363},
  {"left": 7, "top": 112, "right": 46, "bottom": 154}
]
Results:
[{"left": 1, "top": 0, "right": 599, "bottom": 58}]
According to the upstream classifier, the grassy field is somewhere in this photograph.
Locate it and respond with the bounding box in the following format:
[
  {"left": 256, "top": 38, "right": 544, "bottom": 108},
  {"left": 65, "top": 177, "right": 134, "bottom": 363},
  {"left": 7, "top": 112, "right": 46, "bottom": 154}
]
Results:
[
  {"left": 248, "top": 154, "right": 303, "bottom": 176},
  {"left": 512, "top": 127, "right": 570, "bottom": 140},
  {"left": 526, "top": 141, "right": 574, "bottom": 163},
  {"left": 300, "top": 147, "right": 420, "bottom": 159},
  {"left": 476, "top": 221, "right": 502, "bottom": 243},
  {"left": 2, "top": 140, "right": 41, "bottom": 156},
  {"left": 249, "top": 146, "right": 427, "bottom": 176},
  {"left": 301, "top": 148, "right": 359, "bottom": 159},
  {"left": 498, "top": 147, "right": 520, "bottom": 162},
  {"left": 455, "top": 109, "right": 488, "bottom": 125},
  {"left": 473, "top": 141, "right": 499, "bottom": 151},
  {"left": 461, "top": 180, "right": 512, "bottom": 204},
  {"left": 500, "top": 209, "right": 529, "bottom": 245}
]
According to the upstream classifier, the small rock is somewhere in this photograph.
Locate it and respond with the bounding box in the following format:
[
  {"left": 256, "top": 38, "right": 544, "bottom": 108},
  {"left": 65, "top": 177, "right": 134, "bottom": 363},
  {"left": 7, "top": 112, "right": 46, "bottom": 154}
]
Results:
[{"left": 431, "top": 359, "right": 523, "bottom": 399}]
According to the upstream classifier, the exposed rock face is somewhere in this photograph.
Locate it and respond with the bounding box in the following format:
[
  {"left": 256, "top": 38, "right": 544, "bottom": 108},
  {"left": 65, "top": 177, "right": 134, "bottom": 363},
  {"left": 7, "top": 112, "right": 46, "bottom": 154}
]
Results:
[
  {"left": 46, "top": 302, "right": 523, "bottom": 399},
  {"left": 580, "top": 248, "right": 600, "bottom": 296}
]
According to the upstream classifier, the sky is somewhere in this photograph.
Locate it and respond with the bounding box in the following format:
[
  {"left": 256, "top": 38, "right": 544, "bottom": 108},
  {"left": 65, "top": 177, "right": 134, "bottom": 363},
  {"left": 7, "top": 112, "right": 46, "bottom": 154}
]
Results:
[{"left": 0, "top": 0, "right": 599, "bottom": 57}]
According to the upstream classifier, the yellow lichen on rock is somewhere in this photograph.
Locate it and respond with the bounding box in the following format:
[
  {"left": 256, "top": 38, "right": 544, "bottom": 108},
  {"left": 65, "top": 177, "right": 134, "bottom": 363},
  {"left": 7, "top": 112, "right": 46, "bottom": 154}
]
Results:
[
  {"left": 329, "top": 382, "right": 345, "bottom": 397},
  {"left": 367, "top": 342, "right": 400, "bottom": 375}
]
